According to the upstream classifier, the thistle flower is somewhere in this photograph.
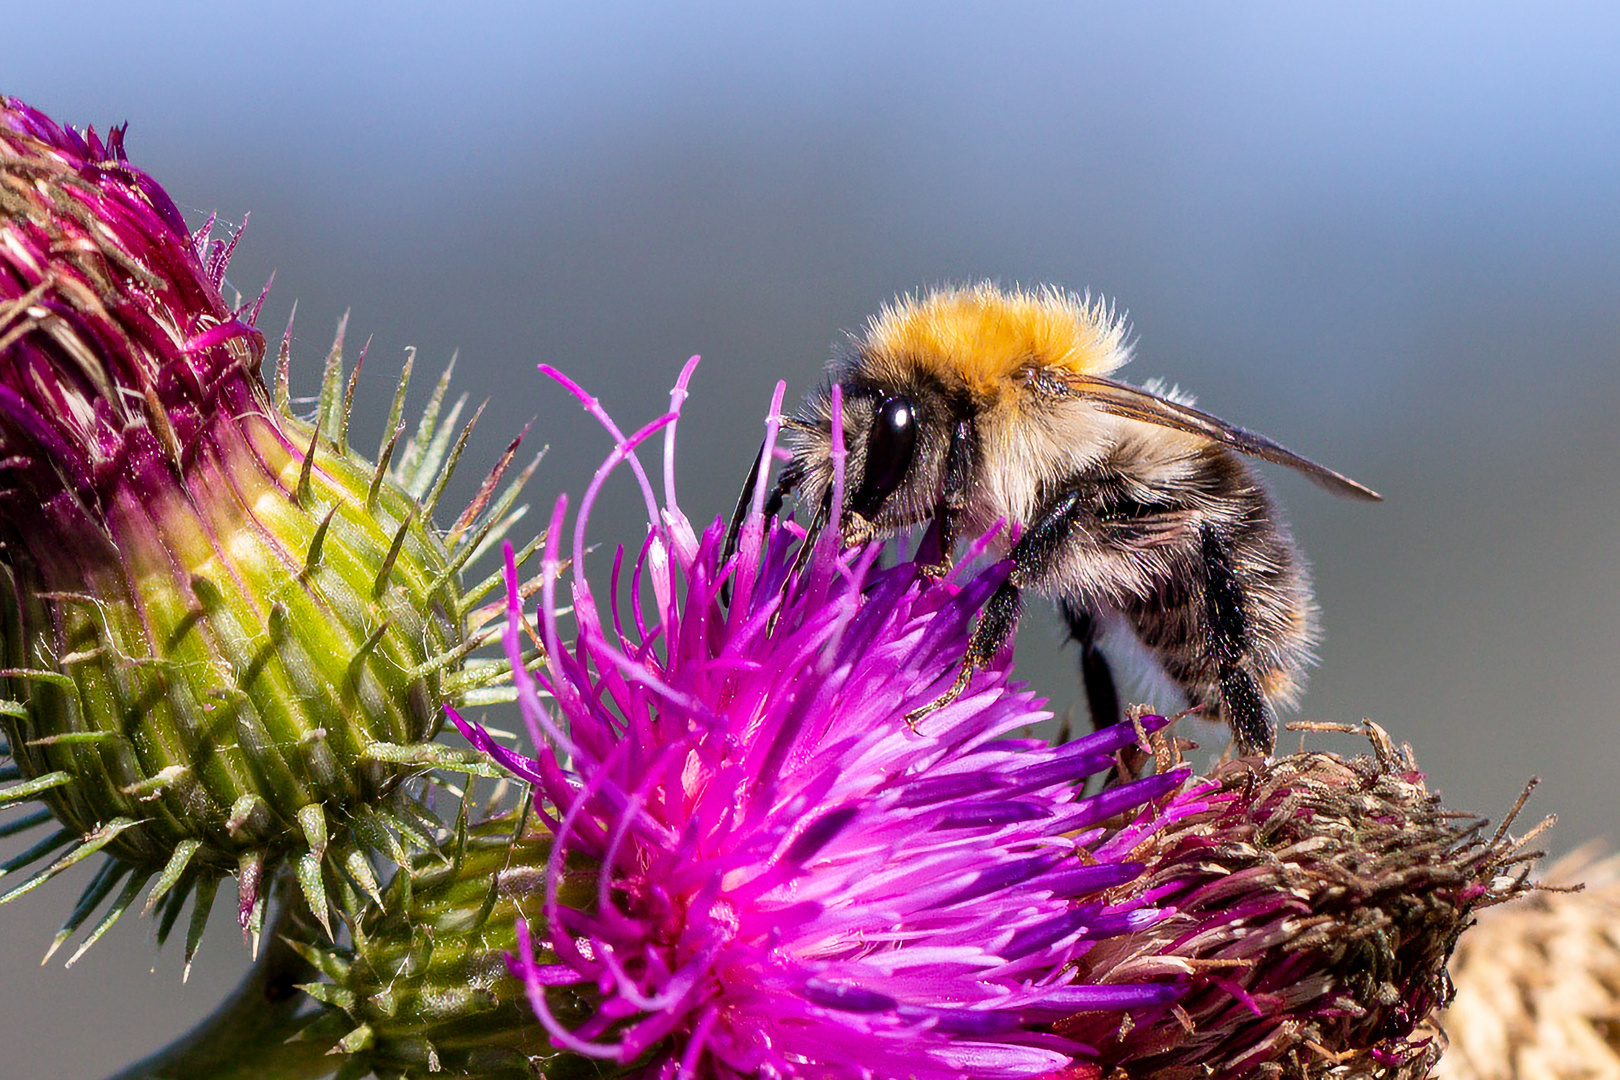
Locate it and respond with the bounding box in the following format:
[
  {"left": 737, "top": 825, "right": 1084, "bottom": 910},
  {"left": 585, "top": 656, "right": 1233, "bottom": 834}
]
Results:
[
  {"left": 451, "top": 369, "right": 1201, "bottom": 1080},
  {"left": 0, "top": 96, "right": 534, "bottom": 965},
  {"left": 1435, "top": 847, "right": 1620, "bottom": 1080},
  {"left": 1055, "top": 723, "right": 1542, "bottom": 1080},
  {"left": 102, "top": 363, "right": 1546, "bottom": 1080}
]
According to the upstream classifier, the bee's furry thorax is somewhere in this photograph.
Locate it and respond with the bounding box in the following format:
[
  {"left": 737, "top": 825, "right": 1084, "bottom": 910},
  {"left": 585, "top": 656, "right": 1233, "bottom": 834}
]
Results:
[{"left": 859, "top": 282, "right": 1131, "bottom": 401}]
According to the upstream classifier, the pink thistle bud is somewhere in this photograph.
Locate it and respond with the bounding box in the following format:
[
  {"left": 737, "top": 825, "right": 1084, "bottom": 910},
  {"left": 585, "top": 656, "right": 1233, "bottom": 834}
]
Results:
[{"left": 0, "top": 97, "right": 533, "bottom": 964}]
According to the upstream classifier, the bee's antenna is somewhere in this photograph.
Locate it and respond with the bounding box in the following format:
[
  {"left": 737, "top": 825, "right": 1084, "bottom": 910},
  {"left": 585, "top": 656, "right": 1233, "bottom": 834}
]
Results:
[
  {"left": 720, "top": 444, "right": 795, "bottom": 607},
  {"left": 722, "top": 437, "right": 768, "bottom": 572},
  {"left": 796, "top": 487, "right": 831, "bottom": 570}
]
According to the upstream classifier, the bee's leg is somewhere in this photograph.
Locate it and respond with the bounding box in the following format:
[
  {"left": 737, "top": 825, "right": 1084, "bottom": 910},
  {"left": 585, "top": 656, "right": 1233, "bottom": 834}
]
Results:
[
  {"left": 904, "top": 578, "right": 1021, "bottom": 729},
  {"left": 1199, "top": 527, "right": 1276, "bottom": 755},
  {"left": 906, "top": 488, "right": 1083, "bottom": 727},
  {"left": 918, "top": 419, "right": 976, "bottom": 578},
  {"left": 1219, "top": 665, "right": 1274, "bottom": 756},
  {"left": 915, "top": 508, "right": 954, "bottom": 576},
  {"left": 1060, "top": 603, "right": 1122, "bottom": 734}
]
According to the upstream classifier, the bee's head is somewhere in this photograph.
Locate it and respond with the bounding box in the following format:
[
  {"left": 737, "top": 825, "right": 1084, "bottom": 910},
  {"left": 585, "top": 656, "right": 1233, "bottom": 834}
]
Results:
[
  {"left": 784, "top": 360, "right": 960, "bottom": 544},
  {"left": 756, "top": 283, "right": 1128, "bottom": 551}
]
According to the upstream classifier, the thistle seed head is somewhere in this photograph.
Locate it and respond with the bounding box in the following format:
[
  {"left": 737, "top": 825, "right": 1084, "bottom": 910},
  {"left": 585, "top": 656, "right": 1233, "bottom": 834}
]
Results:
[{"left": 1058, "top": 722, "right": 1545, "bottom": 1080}]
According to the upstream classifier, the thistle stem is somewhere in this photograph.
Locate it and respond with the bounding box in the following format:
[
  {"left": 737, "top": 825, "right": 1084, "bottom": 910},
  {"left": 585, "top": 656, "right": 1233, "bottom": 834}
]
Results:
[{"left": 104, "top": 900, "right": 338, "bottom": 1080}]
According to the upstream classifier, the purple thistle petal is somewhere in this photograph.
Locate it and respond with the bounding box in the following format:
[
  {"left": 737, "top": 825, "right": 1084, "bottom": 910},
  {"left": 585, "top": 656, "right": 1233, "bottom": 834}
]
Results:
[
  {"left": 456, "top": 365, "right": 1211, "bottom": 1080},
  {"left": 802, "top": 980, "right": 900, "bottom": 1014}
]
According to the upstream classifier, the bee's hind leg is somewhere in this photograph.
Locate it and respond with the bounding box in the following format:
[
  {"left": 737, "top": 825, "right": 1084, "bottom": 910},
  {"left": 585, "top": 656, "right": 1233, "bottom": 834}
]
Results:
[
  {"left": 1199, "top": 526, "right": 1277, "bottom": 756},
  {"left": 1061, "top": 603, "right": 1122, "bottom": 734},
  {"left": 1218, "top": 665, "right": 1275, "bottom": 757}
]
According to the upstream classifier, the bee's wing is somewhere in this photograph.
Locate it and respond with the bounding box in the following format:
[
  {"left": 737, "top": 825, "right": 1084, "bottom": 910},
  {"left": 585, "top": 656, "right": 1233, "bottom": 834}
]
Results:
[{"left": 1028, "top": 369, "right": 1382, "bottom": 501}]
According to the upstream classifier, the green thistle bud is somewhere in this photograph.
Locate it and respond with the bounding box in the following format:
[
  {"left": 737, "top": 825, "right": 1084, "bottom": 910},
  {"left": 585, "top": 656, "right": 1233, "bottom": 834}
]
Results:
[
  {"left": 291, "top": 807, "right": 592, "bottom": 1080},
  {"left": 0, "top": 97, "right": 536, "bottom": 966}
]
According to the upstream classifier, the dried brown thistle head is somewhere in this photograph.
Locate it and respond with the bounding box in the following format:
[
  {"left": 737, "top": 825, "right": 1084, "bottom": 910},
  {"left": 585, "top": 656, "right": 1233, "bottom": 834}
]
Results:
[{"left": 1056, "top": 721, "right": 1547, "bottom": 1080}]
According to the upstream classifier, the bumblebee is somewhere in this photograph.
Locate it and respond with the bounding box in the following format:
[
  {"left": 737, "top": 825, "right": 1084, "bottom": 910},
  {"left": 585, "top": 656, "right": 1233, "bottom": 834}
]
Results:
[{"left": 733, "top": 283, "right": 1380, "bottom": 755}]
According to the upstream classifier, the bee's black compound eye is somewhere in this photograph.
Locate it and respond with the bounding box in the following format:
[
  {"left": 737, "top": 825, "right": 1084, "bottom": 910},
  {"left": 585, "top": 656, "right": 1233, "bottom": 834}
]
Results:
[{"left": 850, "top": 394, "right": 917, "bottom": 519}]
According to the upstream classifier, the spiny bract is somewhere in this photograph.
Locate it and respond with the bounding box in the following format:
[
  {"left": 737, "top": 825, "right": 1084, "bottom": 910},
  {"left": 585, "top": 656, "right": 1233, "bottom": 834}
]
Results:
[{"left": 0, "top": 96, "right": 539, "bottom": 967}]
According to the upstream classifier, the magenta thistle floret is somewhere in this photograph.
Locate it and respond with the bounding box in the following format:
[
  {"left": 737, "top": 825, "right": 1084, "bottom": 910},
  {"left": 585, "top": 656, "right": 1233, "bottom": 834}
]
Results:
[
  {"left": 0, "top": 98, "right": 266, "bottom": 543},
  {"left": 453, "top": 369, "right": 1201, "bottom": 1080}
]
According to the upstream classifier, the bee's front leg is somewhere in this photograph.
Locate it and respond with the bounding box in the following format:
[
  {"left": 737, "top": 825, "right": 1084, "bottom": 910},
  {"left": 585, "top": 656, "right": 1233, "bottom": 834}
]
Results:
[
  {"left": 915, "top": 510, "right": 956, "bottom": 579},
  {"left": 917, "top": 418, "right": 975, "bottom": 578},
  {"left": 906, "top": 488, "right": 1086, "bottom": 728},
  {"left": 843, "top": 510, "right": 876, "bottom": 548}
]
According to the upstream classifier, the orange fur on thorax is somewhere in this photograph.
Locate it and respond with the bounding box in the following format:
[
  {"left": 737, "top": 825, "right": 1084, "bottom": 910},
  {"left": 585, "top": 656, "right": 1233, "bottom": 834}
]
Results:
[{"left": 860, "top": 282, "right": 1131, "bottom": 400}]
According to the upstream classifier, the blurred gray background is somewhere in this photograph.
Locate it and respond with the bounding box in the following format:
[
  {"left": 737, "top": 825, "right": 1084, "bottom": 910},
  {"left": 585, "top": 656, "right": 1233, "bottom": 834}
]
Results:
[{"left": 3, "top": 3, "right": 1618, "bottom": 1077}]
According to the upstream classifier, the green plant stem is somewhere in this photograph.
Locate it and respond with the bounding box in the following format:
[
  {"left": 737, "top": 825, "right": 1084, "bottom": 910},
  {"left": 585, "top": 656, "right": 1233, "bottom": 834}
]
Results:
[{"left": 104, "top": 901, "right": 338, "bottom": 1080}]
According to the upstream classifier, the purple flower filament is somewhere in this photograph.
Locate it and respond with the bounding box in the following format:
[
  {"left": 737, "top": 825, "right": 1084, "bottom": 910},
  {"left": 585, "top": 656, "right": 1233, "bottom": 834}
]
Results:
[{"left": 453, "top": 363, "right": 1193, "bottom": 1080}]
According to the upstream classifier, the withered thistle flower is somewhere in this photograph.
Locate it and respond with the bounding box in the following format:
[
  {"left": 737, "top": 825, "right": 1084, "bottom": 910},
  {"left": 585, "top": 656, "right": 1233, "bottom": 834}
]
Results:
[
  {"left": 0, "top": 96, "right": 535, "bottom": 966},
  {"left": 1057, "top": 723, "right": 1542, "bottom": 1080},
  {"left": 1436, "top": 847, "right": 1620, "bottom": 1080}
]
